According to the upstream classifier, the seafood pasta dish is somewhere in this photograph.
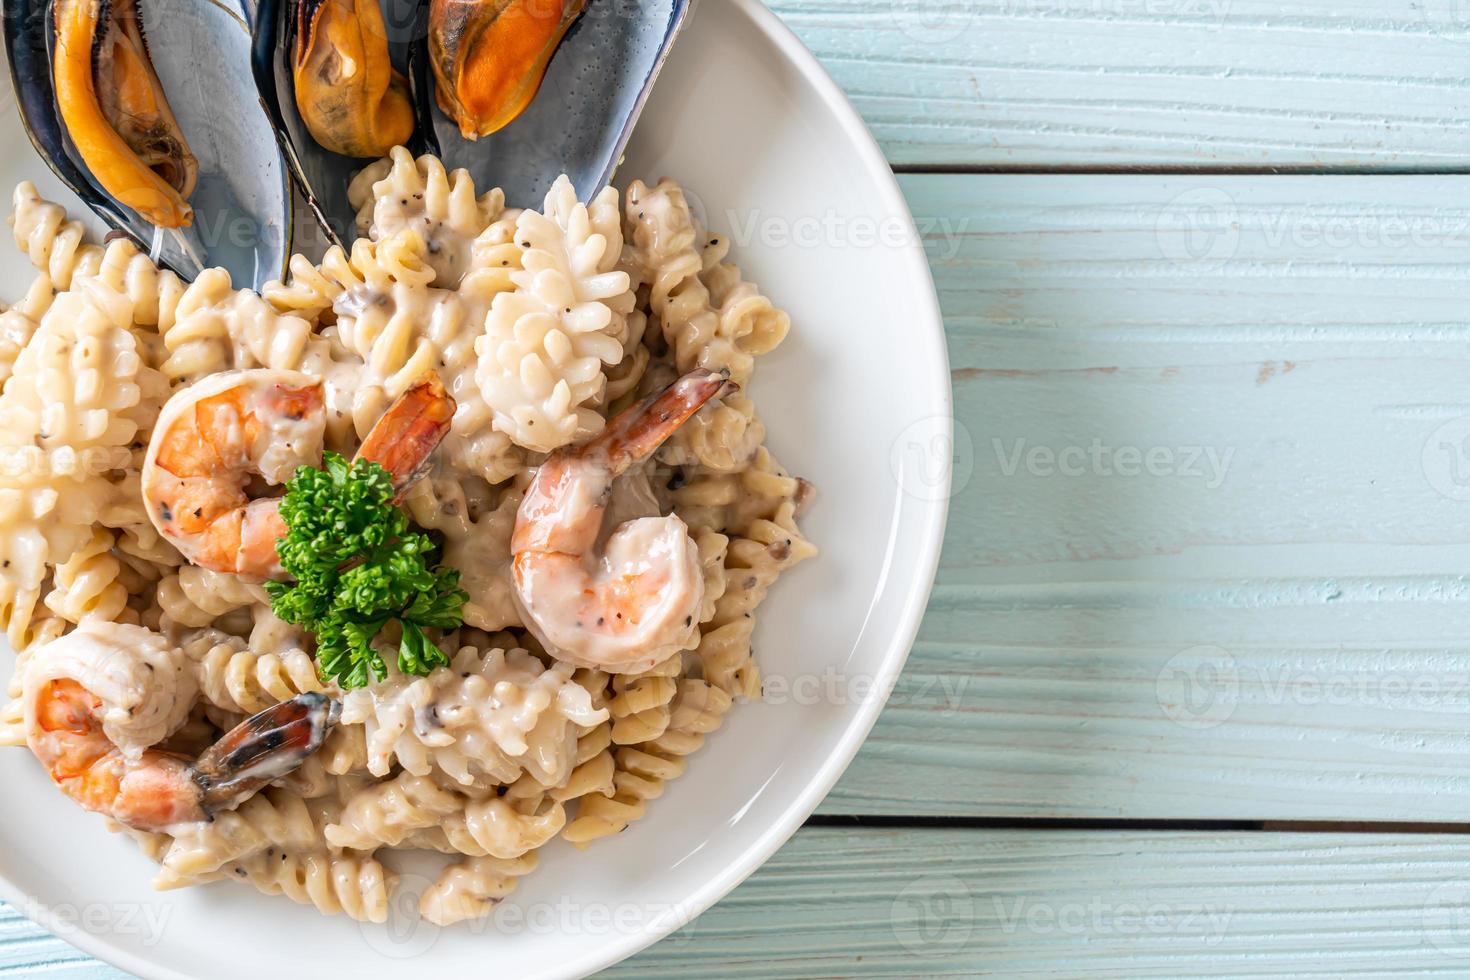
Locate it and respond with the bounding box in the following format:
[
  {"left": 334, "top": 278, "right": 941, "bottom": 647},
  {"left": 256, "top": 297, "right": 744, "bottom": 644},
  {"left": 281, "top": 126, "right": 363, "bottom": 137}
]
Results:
[{"left": 0, "top": 0, "right": 814, "bottom": 929}]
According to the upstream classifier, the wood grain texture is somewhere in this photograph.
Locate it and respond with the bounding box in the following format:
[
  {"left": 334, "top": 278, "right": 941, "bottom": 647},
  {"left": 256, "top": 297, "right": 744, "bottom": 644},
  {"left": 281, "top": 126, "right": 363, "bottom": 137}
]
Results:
[
  {"left": 613, "top": 828, "right": 1470, "bottom": 976},
  {"left": 773, "top": 0, "right": 1470, "bottom": 168},
  {"left": 15, "top": 829, "right": 1470, "bottom": 978},
  {"left": 815, "top": 173, "right": 1470, "bottom": 819},
  {"left": 0, "top": 904, "right": 123, "bottom": 979}
]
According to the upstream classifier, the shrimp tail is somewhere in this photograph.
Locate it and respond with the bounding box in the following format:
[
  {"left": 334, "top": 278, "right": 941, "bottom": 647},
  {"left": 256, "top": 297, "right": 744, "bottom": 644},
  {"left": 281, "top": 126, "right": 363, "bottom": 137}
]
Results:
[
  {"left": 190, "top": 692, "right": 340, "bottom": 814},
  {"left": 593, "top": 368, "right": 736, "bottom": 476},
  {"left": 355, "top": 372, "right": 457, "bottom": 499}
]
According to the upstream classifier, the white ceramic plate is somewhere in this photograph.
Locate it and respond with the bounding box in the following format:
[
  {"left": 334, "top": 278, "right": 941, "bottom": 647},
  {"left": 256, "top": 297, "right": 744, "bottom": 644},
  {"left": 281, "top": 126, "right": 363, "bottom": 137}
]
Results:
[{"left": 0, "top": 1, "right": 949, "bottom": 976}]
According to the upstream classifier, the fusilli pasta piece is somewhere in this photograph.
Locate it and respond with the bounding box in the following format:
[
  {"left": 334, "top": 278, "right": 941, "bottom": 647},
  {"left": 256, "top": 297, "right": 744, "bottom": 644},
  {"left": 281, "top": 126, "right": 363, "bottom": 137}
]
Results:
[
  {"left": 562, "top": 680, "right": 732, "bottom": 846},
  {"left": 157, "top": 788, "right": 322, "bottom": 882},
  {"left": 10, "top": 182, "right": 102, "bottom": 289},
  {"left": 697, "top": 499, "right": 816, "bottom": 700},
  {"left": 606, "top": 655, "right": 680, "bottom": 745},
  {"left": 476, "top": 176, "right": 631, "bottom": 452},
  {"left": 225, "top": 849, "right": 394, "bottom": 923},
  {"left": 349, "top": 147, "right": 503, "bottom": 286},
  {"left": 0, "top": 691, "right": 23, "bottom": 747},
  {"left": 159, "top": 267, "right": 342, "bottom": 386},
  {"left": 0, "top": 282, "right": 150, "bottom": 647},
  {"left": 624, "top": 179, "right": 787, "bottom": 386},
  {"left": 183, "top": 630, "right": 327, "bottom": 716},
  {"left": 42, "top": 526, "right": 128, "bottom": 624},
  {"left": 419, "top": 852, "right": 538, "bottom": 927},
  {"left": 339, "top": 645, "right": 608, "bottom": 785},
  {"left": 661, "top": 393, "right": 765, "bottom": 474},
  {"left": 156, "top": 566, "right": 268, "bottom": 629}
]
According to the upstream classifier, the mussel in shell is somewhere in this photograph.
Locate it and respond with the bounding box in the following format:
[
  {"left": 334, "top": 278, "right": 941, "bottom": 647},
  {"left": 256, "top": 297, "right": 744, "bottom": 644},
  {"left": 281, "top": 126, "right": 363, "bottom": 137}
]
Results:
[
  {"left": 52, "top": 0, "right": 197, "bottom": 227},
  {"left": 410, "top": 0, "right": 692, "bottom": 206},
  {"left": 254, "top": 0, "right": 690, "bottom": 243},
  {"left": 3, "top": 0, "right": 293, "bottom": 288},
  {"left": 291, "top": 0, "right": 414, "bottom": 158},
  {"left": 427, "top": 0, "right": 586, "bottom": 140}
]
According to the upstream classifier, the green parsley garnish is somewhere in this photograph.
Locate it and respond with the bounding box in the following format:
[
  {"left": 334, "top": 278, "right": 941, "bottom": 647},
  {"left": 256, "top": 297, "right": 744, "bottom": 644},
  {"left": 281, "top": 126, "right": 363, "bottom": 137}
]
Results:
[{"left": 265, "top": 452, "right": 467, "bottom": 689}]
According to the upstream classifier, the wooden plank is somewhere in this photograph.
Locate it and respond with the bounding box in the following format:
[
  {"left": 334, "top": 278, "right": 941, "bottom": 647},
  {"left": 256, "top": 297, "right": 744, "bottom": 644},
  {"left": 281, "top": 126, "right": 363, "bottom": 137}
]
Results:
[
  {"left": 612, "top": 828, "right": 1470, "bottom": 976},
  {"left": 14, "top": 829, "right": 1470, "bottom": 977},
  {"left": 811, "top": 173, "right": 1470, "bottom": 819},
  {"left": 772, "top": 0, "right": 1470, "bottom": 168},
  {"left": 0, "top": 904, "right": 123, "bottom": 979}
]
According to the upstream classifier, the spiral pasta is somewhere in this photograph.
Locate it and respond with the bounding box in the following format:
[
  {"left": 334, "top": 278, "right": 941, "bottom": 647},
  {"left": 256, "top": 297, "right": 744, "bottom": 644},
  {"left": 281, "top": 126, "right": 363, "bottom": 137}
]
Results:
[
  {"left": 332, "top": 769, "right": 565, "bottom": 861},
  {"left": 0, "top": 278, "right": 50, "bottom": 388},
  {"left": 661, "top": 393, "right": 766, "bottom": 473},
  {"left": 338, "top": 645, "right": 609, "bottom": 785},
  {"left": 10, "top": 182, "right": 101, "bottom": 290},
  {"left": 696, "top": 473, "right": 816, "bottom": 700},
  {"left": 0, "top": 692, "right": 23, "bottom": 747},
  {"left": 0, "top": 280, "right": 150, "bottom": 648},
  {"left": 226, "top": 848, "right": 394, "bottom": 923},
  {"left": 349, "top": 146, "right": 503, "bottom": 286},
  {"left": 325, "top": 771, "right": 462, "bottom": 850},
  {"left": 159, "top": 267, "right": 341, "bottom": 385},
  {"left": 157, "top": 788, "right": 323, "bottom": 882},
  {"left": 420, "top": 852, "right": 538, "bottom": 927},
  {"left": 185, "top": 632, "right": 327, "bottom": 716},
  {"left": 607, "top": 654, "right": 681, "bottom": 745},
  {"left": 156, "top": 566, "right": 268, "bottom": 629},
  {"left": 563, "top": 680, "right": 733, "bottom": 846},
  {"left": 624, "top": 180, "right": 788, "bottom": 387},
  {"left": 40, "top": 527, "right": 127, "bottom": 624},
  {"left": 0, "top": 166, "right": 814, "bottom": 930},
  {"left": 475, "top": 177, "right": 631, "bottom": 452}
]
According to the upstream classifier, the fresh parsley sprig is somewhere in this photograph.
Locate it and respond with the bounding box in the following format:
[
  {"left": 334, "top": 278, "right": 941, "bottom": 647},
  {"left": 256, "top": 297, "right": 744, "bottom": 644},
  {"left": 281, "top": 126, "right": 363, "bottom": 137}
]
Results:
[{"left": 265, "top": 452, "right": 466, "bottom": 689}]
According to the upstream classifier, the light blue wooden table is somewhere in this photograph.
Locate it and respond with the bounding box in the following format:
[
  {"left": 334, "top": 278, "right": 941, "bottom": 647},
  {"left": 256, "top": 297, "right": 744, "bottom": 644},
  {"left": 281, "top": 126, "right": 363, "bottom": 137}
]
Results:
[{"left": 13, "top": 0, "right": 1470, "bottom": 975}]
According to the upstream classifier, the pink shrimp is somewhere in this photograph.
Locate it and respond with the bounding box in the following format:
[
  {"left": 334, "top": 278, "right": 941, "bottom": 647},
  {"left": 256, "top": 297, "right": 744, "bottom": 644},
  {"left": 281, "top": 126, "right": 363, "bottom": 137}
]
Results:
[
  {"left": 512, "top": 369, "right": 733, "bottom": 673},
  {"left": 142, "top": 369, "right": 454, "bottom": 578},
  {"left": 25, "top": 624, "right": 339, "bottom": 831}
]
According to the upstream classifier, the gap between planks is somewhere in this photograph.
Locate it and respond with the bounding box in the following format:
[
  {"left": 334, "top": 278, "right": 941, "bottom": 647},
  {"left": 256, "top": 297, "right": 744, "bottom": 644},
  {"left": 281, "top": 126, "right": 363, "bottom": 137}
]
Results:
[{"left": 806, "top": 815, "right": 1470, "bottom": 834}]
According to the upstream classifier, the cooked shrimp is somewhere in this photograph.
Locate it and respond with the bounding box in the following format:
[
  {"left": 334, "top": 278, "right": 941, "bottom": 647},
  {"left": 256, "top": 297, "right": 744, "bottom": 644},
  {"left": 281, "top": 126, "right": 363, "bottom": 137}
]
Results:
[
  {"left": 512, "top": 369, "right": 734, "bottom": 673},
  {"left": 142, "top": 369, "right": 455, "bottom": 578},
  {"left": 24, "top": 622, "right": 338, "bottom": 831}
]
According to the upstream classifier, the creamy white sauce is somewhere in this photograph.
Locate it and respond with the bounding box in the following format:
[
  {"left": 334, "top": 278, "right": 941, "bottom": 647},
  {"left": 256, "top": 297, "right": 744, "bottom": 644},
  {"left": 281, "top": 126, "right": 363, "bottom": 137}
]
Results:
[{"left": 339, "top": 646, "right": 607, "bottom": 787}]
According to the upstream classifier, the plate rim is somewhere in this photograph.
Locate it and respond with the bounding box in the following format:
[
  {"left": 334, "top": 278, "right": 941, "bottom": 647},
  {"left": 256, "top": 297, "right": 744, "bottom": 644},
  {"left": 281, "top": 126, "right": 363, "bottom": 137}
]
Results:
[{"left": 0, "top": 0, "right": 953, "bottom": 976}]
